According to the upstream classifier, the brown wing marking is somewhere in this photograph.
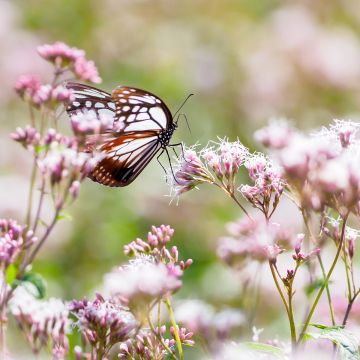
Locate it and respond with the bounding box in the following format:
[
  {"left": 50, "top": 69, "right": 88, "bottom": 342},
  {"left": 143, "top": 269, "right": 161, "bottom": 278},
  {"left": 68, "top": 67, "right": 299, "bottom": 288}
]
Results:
[{"left": 89, "top": 131, "right": 161, "bottom": 187}]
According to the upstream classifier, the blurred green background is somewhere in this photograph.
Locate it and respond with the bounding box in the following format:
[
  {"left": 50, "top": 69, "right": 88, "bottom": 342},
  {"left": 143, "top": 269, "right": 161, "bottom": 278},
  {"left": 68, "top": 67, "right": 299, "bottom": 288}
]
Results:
[{"left": 2, "top": 0, "right": 360, "bottom": 357}]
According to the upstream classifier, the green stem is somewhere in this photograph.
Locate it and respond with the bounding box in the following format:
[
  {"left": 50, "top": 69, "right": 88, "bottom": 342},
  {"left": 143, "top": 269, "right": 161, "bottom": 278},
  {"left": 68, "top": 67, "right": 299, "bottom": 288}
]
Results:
[
  {"left": 301, "top": 209, "right": 335, "bottom": 326},
  {"left": 269, "top": 262, "right": 296, "bottom": 345},
  {"left": 147, "top": 312, "right": 177, "bottom": 360},
  {"left": 317, "top": 254, "right": 335, "bottom": 326},
  {"left": 298, "top": 212, "right": 349, "bottom": 344},
  {"left": 25, "top": 158, "right": 37, "bottom": 227},
  {"left": 342, "top": 245, "right": 352, "bottom": 303},
  {"left": 288, "top": 286, "right": 297, "bottom": 348},
  {"left": 165, "top": 296, "right": 183, "bottom": 360}
]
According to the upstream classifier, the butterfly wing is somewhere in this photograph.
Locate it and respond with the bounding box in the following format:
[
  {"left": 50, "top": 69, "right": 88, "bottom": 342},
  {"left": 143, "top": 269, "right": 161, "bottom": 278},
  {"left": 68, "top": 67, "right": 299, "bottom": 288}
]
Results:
[
  {"left": 111, "top": 86, "right": 173, "bottom": 133},
  {"left": 89, "top": 132, "right": 162, "bottom": 187},
  {"left": 65, "top": 82, "right": 116, "bottom": 122}
]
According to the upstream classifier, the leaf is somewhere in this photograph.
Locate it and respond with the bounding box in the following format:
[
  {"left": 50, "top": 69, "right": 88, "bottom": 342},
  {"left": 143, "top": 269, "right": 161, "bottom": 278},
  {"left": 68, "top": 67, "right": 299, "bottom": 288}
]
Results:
[
  {"left": 305, "top": 324, "right": 360, "bottom": 360},
  {"left": 20, "top": 272, "right": 47, "bottom": 299},
  {"left": 242, "top": 342, "right": 285, "bottom": 359},
  {"left": 56, "top": 212, "right": 73, "bottom": 221},
  {"left": 5, "top": 264, "right": 17, "bottom": 284},
  {"left": 305, "top": 278, "right": 332, "bottom": 297}
]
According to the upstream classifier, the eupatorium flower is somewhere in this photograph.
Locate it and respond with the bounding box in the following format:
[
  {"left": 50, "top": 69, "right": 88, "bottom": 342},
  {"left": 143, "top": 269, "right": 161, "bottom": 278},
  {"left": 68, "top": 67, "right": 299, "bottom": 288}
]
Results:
[
  {"left": 240, "top": 153, "right": 284, "bottom": 217},
  {"left": 0, "top": 219, "right": 36, "bottom": 270},
  {"left": 175, "top": 299, "right": 244, "bottom": 344},
  {"left": 123, "top": 225, "right": 193, "bottom": 270},
  {"left": 10, "top": 287, "right": 70, "bottom": 359},
  {"left": 37, "top": 42, "right": 101, "bottom": 83},
  {"left": 70, "top": 293, "right": 137, "bottom": 348},
  {"left": 70, "top": 110, "right": 113, "bottom": 136},
  {"left": 256, "top": 119, "right": 360, "bottom": 214},
  {"left": 217, "top": 217, "right": 293, "bottom": 266},
  {"left": 170, "top": 139, "right": 249, "bottom": 196},
  {"left": 119, "top": 327, "right": 176, "bottom": 360},
  {"left": 104, "top": 255, "right": 182, "bottom": 309},
  {"left": 14, "top": 74, "right": 41, "bottom": 99}
]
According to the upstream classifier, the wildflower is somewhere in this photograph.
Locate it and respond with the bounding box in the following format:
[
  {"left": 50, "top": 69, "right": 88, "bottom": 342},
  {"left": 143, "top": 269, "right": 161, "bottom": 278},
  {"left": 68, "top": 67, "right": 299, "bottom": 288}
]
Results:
[
  {"left": 37, "top": 136, "right": 99, "bottom": 186},
  {"left": 70, "top": 110, "right": 113, "bottom": 136},
  {"left": 10, "top": 286, "right": 70, "bottom": 358},
  {"left": 37, "top": 42, "right": 85, "bottom": 64},
  {"left": 292, "top": 233, "right": 320, "bottom": 263},
  {"left": 37, "top": 42, "right": 102, "bottom": 83},
  {"left": 170, "top": 139, "right": 249, "bottom": 197},
  {"left": 254, "top": 118, "right": 295, "bottom": 149},
  {"left": 175, "top": 299, "right": 244, "bottom": 344},
  {"left": 315, "top": 119, "right": 360, "bottom": 149},
  {"left": 218, "top": 218, "right": 293, "bottom": 267},
  {"left": 0, "top": 219, "right": 36, "bottom": 270},
  {"left": 11, "top": 126, "right": 40, "bottom": 151},
  {"left": 104, "top": 258, "right": 182, "bottom": 310},
  {"left": 240, "top": 153, "right": 284, "bottom": 217},
  {"left": 14, "top": 74, "right": 41, "bottom": 99},
  {"left": 171, "top": 148, "right": 215, "bottom": 196},
  {"left": 119, "top": 328, "right": 176, "bottom": 360},
  {"left": 123, "top": 225, "right": 193, "bottom": 270},
  {"left": 31, "top": 84, "right": 75, "bottom": 108},
  {"left": 73, "top": 56, "right": 102, "bottom": 83},
  {"left": 70, "top": 293, "right": 137, "bottom": 349},
  {"left": 170, "top": 325, "right": 195, "bottom": 346}
]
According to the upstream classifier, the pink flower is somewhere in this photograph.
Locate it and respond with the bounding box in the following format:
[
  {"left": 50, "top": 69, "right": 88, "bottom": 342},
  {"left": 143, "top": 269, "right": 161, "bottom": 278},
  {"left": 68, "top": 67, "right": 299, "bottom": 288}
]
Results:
[
  {"left": 218, "top": 218, "right": 291, "bottom": 266},
  {"left": 70, "top": 111, "right": 112, "bottom": 136},
  {"left": 10, "top": 287, "right": 70, "bottom": 357},
  {"left": 104, "top": 257, "right": 182, "bottom": 307},
  {"left": 37, "top": 41, "right": 102, "bottom": 84},
  {"left": 11, "top": 126, "right": 40, "bottom": 151},
  {"left": 14, "top": 74, "right": 41, "bottom": 98},
  {"left": 70, "top": 294, "right": 137, "bottom": 347},
  {"left": 73, "top": 57, "right": 101, "bottom": 83},
  {"left": 254, "top": 119, "right": 295, "bottom": 149},
  {"left": 0, "top": 219, "right": 36, "bottom": 269},
  {"left": 37, "top": 42, "right": 85, "bottom": 65}
]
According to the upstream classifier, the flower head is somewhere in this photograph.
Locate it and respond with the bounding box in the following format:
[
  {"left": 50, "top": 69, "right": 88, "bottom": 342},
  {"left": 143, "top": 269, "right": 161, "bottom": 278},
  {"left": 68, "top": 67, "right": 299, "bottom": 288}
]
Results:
[
  {"left": 70, "top": 293, "right": 137, "bottom": 347},
  {"left": 104, "top": 258, "right": 182, "bottom": 310},
  {"left": 218, "top": 218, "right": 293, "bottom": 266},
  {"left": 37, "top": 42, "right": 101, "bottom": 83},
  {"left": 10, "top": 287, "right": 70, "bottom": 358},
  {"left": 0, "top": 219, "right": 36, "bottom": 270},
  {"left": 15, "top": 74, "right": 41, "bottom": 99}
]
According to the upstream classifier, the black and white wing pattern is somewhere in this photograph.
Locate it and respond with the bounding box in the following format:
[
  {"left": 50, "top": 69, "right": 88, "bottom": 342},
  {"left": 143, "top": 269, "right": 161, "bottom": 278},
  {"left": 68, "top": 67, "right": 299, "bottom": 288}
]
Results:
[
  {"left": 65, "top": 82, "right": 116, "bottom": 122},
  {"left": 65, "top": 82, "right": 176, "bottom": 187},
  {"left": 111, "top": 86, "right": 173, "bottom": 133}
]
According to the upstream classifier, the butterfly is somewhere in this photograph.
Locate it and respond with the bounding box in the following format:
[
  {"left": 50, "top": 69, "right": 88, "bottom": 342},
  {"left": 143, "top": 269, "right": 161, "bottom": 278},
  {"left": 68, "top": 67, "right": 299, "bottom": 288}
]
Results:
[{"left": 65, "top": 82, "right": 185, "bottom": 187}]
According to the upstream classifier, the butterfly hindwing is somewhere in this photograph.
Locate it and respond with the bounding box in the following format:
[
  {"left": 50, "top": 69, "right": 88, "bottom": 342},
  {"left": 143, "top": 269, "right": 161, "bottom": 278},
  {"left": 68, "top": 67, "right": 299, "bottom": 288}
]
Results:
[{"left": 90, "top": 132, "right": 161, "bottom": 186}]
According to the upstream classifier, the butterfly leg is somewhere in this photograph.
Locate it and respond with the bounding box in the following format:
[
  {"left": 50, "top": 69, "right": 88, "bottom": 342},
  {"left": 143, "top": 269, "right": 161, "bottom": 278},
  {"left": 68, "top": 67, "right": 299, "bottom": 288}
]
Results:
[
  {"left": 169, "top": 142, "right": 191, "bottom": 163},
  {"left": 156, "top": 149, "right": 169, "bottom": 182},
  {"left": 164, "top": 147, "right": 181, "bottom": 185}
]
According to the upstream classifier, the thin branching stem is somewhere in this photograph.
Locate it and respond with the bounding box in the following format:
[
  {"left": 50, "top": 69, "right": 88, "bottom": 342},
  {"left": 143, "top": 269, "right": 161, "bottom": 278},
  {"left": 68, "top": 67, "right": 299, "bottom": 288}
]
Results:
[
  {"left": 298, "top": 212, "right": 349, "bottom": 344},
  {"left": 147, "top": 311, "right": 177, "bottom": 360},
  {"left": 165, "top": 296, "right": 183, "bottom": 360}
]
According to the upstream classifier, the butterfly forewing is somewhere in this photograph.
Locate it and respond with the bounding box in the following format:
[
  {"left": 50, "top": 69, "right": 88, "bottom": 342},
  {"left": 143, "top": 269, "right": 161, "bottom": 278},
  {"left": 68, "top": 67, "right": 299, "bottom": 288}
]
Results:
[
  {"left": 65, "top": 82, "right": 116, "bottom": 121},
  {"left": 112, "top": 86, "right": 173, "bottom": 133}
]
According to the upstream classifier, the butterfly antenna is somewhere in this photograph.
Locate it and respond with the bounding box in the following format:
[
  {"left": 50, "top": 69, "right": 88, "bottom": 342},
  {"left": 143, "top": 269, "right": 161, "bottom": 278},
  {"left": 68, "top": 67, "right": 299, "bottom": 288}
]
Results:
[
  {"left": 173, "top": 93, "right": 194, "bottom": 119},
  {"left": 176, "top": 113, "right": 192, "bottom": 135}
]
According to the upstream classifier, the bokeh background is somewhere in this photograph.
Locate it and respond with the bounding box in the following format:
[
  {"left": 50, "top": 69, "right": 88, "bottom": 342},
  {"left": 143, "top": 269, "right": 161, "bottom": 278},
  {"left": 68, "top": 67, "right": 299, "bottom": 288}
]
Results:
[{"left": 2, "top": 0, "right": 360, "bottom": 357}]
